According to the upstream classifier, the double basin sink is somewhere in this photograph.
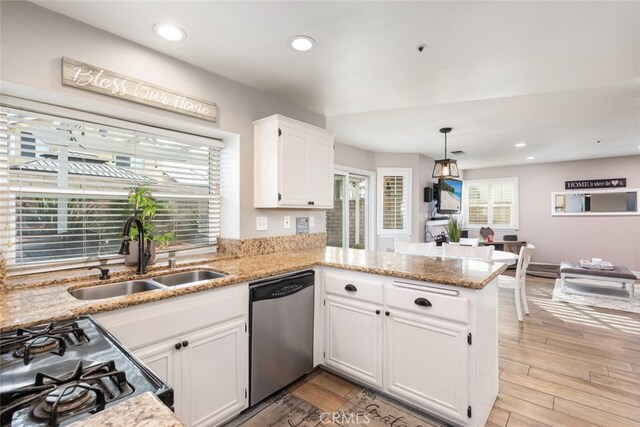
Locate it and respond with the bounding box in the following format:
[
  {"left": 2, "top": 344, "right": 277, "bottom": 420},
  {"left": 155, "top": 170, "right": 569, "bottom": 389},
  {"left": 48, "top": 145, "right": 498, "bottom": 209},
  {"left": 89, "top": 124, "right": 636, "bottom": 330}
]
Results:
[{"left": 69, "top": 270, "right": 226, "bottom": 301}]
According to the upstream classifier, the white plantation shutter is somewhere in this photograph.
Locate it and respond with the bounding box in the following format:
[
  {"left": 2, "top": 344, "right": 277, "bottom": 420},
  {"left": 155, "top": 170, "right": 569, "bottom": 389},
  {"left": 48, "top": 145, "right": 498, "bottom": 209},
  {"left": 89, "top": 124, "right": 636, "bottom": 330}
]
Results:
[
  {"left": 0, "top": 106, "right": 223, "bottom": 272},
  {"left": 377, "top": 168, "right": 411, "bottom": 235},
  {"left": 492, "top": 183, "right": 515, "bottom": 225},
  {"left": 464, "top": 178, "right": 518, "bottom": 228},
  {"left": 467, "top": 183, "right": 489, "bottom": 225}
]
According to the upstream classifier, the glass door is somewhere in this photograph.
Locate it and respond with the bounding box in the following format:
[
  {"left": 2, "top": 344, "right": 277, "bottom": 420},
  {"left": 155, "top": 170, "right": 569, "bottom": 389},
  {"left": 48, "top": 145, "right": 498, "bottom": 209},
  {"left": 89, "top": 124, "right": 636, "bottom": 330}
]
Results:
[{"left": 327, "top": 172, "right": 370, "bottom": 250}]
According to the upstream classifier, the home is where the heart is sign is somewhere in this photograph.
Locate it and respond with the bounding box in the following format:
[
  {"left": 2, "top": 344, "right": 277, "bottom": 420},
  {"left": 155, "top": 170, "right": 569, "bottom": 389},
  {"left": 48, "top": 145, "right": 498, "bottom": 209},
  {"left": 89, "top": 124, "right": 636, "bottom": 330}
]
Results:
[{"left": 565, "top": 178, "right": 626, "bottom": 190}]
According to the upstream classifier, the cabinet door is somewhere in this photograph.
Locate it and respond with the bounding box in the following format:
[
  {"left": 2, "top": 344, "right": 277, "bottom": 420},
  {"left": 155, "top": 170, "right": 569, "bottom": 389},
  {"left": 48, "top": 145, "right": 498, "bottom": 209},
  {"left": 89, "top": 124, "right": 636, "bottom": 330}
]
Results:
[
  {"left": 324, "top": 296, "right": 382, "bottom": 387},
  {"left": 305, "top": 134, "right": 333, "bottom": 208},
  {"left": 181, "top": 319, "right": 247, "bottom": 427},
  {"left": 385, "top": 311, "right": 469, "bottom": 424},
  {"left": 133, "top": 340, "right": 183, "bottom": 419},
  {"left": 278, "top": 124, "right": 308, "bottom": 206}
]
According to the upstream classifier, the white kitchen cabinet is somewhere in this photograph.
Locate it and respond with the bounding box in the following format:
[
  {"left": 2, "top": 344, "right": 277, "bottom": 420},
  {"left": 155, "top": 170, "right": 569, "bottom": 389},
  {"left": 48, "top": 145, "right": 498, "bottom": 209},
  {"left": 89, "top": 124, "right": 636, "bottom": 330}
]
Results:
[
  {"left": 319, "top": 268, "right": 498, "bottom": 427},
  {"left": 254, "top": 114, "right": 334, "bottom": 208},
  {"left": 94, "top": 283, "right": 248, "bottom": 427},
  {"left": 324, "top": 296, "right": 383, "bottom": 388},
  {"left": 385, "top": 311, "right": 469, "bottom": 424}
]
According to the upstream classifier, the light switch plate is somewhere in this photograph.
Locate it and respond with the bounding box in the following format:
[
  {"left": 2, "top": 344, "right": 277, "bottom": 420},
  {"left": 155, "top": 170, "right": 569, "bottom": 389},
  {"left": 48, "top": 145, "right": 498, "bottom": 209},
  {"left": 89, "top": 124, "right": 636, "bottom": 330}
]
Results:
[
  {"left": 309, "top": 216, "right": 315, "bottom": 228},
  {"left": 284, "top": 216, "right": 291, "bottom": 229},
  {"left": 296, "top": 217, "right": 309, "bottom": 234},
  {"left": 256, "top": 216, "right": 268, "bottom": 231}
]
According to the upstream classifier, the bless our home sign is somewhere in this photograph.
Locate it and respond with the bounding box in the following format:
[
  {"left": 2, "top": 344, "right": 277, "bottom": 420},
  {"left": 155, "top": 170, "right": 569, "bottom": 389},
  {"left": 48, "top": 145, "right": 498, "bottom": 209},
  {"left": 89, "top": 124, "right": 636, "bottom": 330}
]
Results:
[
  {"left": 61, "top": 57, "right": 217, "bottom": 122},
  {"left": 565, "top": 178, "right": 627, "bottom": 190}
]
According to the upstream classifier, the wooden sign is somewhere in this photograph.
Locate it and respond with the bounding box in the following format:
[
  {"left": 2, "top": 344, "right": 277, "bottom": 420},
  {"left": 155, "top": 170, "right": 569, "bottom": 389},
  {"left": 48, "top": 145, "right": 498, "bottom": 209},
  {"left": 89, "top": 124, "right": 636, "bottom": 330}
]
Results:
[
  {"left": 565, "top": 178, "right": 626, "bottom": 190},
  {"left": 61, "top": 57, "right": 217, "bottom": 122}
]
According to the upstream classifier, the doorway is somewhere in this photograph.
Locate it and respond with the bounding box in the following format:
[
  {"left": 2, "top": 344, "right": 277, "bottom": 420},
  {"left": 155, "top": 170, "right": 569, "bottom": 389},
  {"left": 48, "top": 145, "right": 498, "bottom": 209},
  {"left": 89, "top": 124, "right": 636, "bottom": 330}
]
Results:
[{"left": 327, "top": 170, "right": 373, "bottom": 250}]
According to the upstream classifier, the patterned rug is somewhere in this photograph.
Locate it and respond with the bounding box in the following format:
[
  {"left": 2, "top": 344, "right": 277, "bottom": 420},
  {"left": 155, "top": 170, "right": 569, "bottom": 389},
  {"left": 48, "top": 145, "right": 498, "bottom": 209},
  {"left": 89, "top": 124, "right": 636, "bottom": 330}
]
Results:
[
  {"left": 552, "top": 278, "right": 640, "bottom": 313},
  {"left": 225, "top": 384, "right": 450, "bottom": 427}
]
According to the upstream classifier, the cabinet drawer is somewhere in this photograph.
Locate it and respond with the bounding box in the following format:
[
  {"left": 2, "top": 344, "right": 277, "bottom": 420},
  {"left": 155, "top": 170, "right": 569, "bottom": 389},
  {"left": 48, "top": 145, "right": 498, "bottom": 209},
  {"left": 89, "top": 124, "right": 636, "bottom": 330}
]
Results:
[
  {"left": 325, "top": 270, "right": 383, "bottom": 304},
  {"left": 385, "top": 283, "right": 468, "bottom": 323}
]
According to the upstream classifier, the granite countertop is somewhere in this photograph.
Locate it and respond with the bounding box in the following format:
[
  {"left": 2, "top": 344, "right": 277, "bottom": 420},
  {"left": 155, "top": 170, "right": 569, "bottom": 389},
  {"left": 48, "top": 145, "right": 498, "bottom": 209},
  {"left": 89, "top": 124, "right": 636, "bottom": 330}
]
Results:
[
  {"left": 69, "top": 392, "right": 183, "bottom": 427},
  {"left": 0, "top": 247, "right": 507, "bottom": 332}
]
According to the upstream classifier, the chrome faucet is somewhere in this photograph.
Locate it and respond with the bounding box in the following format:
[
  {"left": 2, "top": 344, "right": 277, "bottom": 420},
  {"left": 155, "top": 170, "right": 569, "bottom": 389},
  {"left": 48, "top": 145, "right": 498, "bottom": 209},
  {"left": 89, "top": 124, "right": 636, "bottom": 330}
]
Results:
[{"left": 119, "top": 215, "right": 151, "bottom": 275}]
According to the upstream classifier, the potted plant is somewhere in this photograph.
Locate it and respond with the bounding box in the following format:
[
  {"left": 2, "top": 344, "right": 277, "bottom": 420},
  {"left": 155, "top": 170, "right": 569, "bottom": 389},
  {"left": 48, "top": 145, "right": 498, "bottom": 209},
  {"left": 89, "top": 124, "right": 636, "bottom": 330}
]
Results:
[
  {"left": 446, "top": 216, "right": 463, "bottom": 244},
  {"left": 124, "top": 187, "right": 176, "bottom": 266}
]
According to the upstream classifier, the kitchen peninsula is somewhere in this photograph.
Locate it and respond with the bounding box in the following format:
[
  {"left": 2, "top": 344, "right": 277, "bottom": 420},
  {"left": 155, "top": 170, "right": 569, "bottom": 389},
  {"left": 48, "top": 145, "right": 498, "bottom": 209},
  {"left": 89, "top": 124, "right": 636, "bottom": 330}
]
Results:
[{"left": 1, "top": 247, "right": 506, "bottom": 427}]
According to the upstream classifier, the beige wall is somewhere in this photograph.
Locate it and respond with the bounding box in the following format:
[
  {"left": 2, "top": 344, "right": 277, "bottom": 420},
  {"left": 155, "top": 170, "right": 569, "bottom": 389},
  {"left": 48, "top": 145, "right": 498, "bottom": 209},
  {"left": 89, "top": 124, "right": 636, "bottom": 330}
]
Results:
[
  {"left": 0, "top": 1, "right": 327, "bottom": 239},
  {"left": 334, "top": 141, "right": 376, "bottom": 171},
  {"left": 463, "top": 155, "right": 640, "bottom": 269},
  {"left": 374, "top": 153, "right": 436, "bottom": 252}
]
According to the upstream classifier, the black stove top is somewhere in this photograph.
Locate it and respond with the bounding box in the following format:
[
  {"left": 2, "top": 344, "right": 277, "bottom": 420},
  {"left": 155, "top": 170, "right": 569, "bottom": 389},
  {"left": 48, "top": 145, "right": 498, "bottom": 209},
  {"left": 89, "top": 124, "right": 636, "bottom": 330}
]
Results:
[{"left": 0, "top": 317, "right": 173, "bottom": 426}]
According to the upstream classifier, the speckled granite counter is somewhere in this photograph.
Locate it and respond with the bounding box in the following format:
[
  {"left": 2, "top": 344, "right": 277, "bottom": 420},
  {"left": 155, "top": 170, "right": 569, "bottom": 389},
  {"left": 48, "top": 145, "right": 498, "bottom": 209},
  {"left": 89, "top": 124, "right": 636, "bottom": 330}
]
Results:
[
  {"left": 0, "top": 247, "right": 507, "bottom": 332},
  {"left": 69, "top": 392, "right": 183, "bottom": 427}
]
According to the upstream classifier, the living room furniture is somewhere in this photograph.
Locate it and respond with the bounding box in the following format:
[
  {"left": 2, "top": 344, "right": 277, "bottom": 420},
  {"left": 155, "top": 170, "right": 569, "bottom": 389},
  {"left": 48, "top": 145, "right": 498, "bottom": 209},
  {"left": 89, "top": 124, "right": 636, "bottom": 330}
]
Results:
[
  {"left": 394, "top": 240, "right": 436, "bottom": 256},
  {"left": 442, "top": 243, "right": 494, "bottom": 262},
  {"left": 499, "top": 244, "right": 535, "bottom": 321},
  {"left": 560, "top": 262, "right": 637, "bottom": 302},
  {"left": 479, "top": 239, "right": 526, "bottom": 254}
]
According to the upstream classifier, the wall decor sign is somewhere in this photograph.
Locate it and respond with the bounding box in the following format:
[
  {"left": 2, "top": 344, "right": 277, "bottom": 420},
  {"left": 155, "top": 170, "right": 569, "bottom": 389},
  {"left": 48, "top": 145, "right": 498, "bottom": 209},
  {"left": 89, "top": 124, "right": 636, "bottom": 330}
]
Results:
[
  {"left": 61, "top": 57, "right": 217, "bottom": 122},
  {"left": 565, "top": 178, "right": 626, "bottom": 190}
]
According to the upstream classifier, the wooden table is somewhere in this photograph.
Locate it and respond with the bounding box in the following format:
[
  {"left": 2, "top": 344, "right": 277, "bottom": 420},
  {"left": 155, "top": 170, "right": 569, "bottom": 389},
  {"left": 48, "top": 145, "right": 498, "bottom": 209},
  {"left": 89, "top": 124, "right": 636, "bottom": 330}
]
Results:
[{"left": 560, "top": 262, "right": 637, "bottom": 302}]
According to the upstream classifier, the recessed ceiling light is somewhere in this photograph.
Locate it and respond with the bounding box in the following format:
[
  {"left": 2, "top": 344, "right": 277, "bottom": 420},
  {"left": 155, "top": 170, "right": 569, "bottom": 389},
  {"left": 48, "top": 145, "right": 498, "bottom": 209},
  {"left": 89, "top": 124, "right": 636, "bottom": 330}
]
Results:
[
  {"left": 289, "top": 35, "right": 315, "bottom": 51},
  {"left": 526, "top": 156, "right": 535, "bottom": 160},
  {"left": 153, "top": 24, "right": 186, "bottom": 41},
  {"left": 514, "top": 142, "right": 526, "bottom": 148}
]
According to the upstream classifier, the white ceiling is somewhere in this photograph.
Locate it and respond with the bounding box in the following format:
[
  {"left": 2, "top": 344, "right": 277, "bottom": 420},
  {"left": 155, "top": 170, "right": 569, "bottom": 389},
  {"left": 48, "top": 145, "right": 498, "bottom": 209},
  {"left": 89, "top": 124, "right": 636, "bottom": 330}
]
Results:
[{"left": 33, "top": 1, "right": 640, "bottom": 169}]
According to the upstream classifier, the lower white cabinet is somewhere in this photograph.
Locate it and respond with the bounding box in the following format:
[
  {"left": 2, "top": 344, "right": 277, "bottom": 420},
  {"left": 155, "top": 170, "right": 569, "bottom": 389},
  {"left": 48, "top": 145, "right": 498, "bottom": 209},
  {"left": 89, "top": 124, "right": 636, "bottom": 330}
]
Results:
[
  {"left": 385, "top": 310, "right": 469, "bottom": 424},
  {"left": 319, "top": 268, "right": 498, "bottom": 427},
  {"left": 324, "top": 296, "right": 383, "bottom": 388},
  {"left": 94, "top": 283, "right": 249, "bottom": 427}
]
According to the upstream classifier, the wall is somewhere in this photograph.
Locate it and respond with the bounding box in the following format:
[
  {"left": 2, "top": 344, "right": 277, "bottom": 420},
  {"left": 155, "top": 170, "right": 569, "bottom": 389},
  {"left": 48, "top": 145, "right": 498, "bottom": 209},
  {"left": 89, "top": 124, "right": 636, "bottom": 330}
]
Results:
[
  {"left": 374, "top": 153, "right": 436, "bottom": 252},
  {"left": 0, "top": 1, "right": 327, "bottom": 239},
  {"left": 463, "top": 155, "right": 640, "bottom": 269},
  {"left": 334, "top": 141, "right": 376, "bottom": 171}
]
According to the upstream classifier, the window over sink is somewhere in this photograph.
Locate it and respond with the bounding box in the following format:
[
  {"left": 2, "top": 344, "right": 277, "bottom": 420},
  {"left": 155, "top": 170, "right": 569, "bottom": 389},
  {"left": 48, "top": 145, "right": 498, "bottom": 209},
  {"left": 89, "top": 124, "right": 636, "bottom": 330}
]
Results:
[{"left": 0, "top": 105, "right": 224, "bottom": 274}]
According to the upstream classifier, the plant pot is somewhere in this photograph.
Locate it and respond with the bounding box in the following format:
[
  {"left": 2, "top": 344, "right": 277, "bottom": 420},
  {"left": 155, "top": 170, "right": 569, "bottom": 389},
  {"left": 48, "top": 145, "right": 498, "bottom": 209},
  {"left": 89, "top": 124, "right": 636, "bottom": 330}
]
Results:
[{"left": 124, "top": 241, "right": 157, "bottom": 266}]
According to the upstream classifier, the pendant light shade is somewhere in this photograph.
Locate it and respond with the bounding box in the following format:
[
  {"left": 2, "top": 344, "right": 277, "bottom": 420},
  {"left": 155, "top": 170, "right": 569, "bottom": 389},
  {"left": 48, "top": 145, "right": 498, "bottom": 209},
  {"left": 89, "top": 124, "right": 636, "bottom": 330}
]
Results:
[{"left": 432, "top": 127, "right": 460, "bottom": 179}]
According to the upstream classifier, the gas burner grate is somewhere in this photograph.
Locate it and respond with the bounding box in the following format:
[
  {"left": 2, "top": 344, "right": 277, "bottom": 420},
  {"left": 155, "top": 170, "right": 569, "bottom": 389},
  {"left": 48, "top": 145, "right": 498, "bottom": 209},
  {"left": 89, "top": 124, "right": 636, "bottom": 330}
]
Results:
[
  {"left": 0, "top": 361, "right": 132, "bottom": 427},
  {"left": 0, "top": 321, "right": 90, "bottom": 365}
]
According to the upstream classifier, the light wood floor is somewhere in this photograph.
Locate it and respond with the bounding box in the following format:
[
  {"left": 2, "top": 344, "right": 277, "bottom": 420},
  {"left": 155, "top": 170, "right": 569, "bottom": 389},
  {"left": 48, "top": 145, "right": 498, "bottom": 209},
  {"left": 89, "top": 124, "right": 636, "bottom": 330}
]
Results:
[
  {"left": 491, "top": 276, "right": 640, "bottom": 427},
  {"left": 231, "top": 276, "right": 640, "bottom": 426}
]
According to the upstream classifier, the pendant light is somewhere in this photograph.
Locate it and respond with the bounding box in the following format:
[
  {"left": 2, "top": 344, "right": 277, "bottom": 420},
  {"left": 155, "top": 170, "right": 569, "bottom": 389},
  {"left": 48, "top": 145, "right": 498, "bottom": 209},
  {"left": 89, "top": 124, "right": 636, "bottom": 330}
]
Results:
[{"left": 432, "top": 127, "right": 460, "bottom": 179}]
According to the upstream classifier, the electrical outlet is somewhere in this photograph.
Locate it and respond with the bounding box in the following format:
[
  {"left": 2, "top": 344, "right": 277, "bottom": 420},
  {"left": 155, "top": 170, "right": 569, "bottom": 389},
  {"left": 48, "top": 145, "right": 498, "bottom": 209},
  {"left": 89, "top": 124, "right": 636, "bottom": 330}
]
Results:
[
  {"left": 309, "top": 216, "right": 315, "bottom": 228},
  {"left": 256, "top": 216, "right": 268, "bottom": 231},
  {"left": 284, "top": 216, "right": 291, "bottom": 229}
]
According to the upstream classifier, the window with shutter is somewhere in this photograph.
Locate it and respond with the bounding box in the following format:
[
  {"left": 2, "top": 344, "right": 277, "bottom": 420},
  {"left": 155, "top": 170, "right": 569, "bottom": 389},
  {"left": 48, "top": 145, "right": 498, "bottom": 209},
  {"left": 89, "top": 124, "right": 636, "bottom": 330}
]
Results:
[
  {"left": 377, "top": 168, "right": 412, "bottom": 235},
  {"left": 463, "top": 178, "right": 518, "bottom": 229},
  {"left": 0, "top": 106, "right": 223, "bottom": 274}
]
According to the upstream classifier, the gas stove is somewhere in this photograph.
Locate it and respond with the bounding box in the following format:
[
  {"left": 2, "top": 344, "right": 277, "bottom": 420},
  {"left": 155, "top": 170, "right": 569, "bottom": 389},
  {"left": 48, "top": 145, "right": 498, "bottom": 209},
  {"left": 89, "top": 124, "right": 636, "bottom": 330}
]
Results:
[{"left": 0, "top": 317, "right": 173, "bottom": 426}]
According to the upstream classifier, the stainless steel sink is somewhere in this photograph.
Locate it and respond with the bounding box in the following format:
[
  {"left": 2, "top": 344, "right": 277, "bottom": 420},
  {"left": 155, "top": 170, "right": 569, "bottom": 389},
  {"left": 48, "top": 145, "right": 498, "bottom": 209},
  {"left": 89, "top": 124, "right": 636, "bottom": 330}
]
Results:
[
  {"left": 152, "top": 270, "right": 226, "bottom": 287},
  {"left": 69, "top": 280, "right": 164, "bottom": 300}
]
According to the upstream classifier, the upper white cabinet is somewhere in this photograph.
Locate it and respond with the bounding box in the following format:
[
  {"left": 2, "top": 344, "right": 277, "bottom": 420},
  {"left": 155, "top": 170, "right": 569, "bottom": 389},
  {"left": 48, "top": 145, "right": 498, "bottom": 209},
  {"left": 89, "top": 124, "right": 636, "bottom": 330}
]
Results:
[{"left": 254, "top": 115, "right": 334, "bottom": 208}]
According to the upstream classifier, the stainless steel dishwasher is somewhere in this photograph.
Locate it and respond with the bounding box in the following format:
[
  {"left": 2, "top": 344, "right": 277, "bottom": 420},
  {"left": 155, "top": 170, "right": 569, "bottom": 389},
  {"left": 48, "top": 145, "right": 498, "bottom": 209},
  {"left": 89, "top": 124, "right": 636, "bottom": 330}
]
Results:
[{"left": 249, "top": 270, "right": 314, "bottom": 406}]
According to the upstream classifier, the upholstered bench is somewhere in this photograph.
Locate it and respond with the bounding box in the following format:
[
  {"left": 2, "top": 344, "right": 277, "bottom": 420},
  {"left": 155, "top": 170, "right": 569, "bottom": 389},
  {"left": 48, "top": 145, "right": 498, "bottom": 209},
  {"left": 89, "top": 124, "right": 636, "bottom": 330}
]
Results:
[{"left": 560, "top": 262, "right": 637, "bottom": 302}]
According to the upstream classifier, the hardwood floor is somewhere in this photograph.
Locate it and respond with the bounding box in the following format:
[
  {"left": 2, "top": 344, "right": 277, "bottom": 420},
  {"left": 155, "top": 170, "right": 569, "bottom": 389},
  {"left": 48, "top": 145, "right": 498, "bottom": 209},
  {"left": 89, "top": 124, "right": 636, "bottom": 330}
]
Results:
[
  {"left": 229, "top": 276, "right": 640, "bottom": 426},
  {"left": 493, "top": 276, "right": 640, "bottom": 427}
]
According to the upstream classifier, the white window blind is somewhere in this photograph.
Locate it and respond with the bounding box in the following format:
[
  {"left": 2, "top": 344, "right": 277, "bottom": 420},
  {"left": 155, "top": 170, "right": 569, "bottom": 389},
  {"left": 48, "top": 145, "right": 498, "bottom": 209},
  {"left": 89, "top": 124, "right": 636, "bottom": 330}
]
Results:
[
  {"left": 0, "top": 106, "right": 223, "bottom": 272},
  {"left": 464, "top": 178, "right": 518, "bottom": 229},
  {"left": 377, "top": 168, "right": 411, "bottom": 235}
]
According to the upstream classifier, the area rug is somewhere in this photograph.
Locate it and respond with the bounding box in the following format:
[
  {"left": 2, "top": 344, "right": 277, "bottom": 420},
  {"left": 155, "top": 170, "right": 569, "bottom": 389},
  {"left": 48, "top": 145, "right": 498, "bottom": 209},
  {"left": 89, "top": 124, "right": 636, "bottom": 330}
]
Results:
[{"left": 552, "top": 278, "right": 640, "bottom": 313}]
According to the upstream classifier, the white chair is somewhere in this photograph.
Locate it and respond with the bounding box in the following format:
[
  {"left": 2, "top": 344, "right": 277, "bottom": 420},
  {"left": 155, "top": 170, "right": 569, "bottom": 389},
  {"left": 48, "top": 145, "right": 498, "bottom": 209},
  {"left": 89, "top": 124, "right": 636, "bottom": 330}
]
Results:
[
  {"left": 442, "top": 243, "right": 494, "bottom": 262},
  {"left": 394, "top": 239, "right": 436, "bottom": 256},
  {"left": 499, "top": 244, "right": 535, "bottom": 321},
  {"left": 459, "top": 238, "right": 479, "bottom": 247}
]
